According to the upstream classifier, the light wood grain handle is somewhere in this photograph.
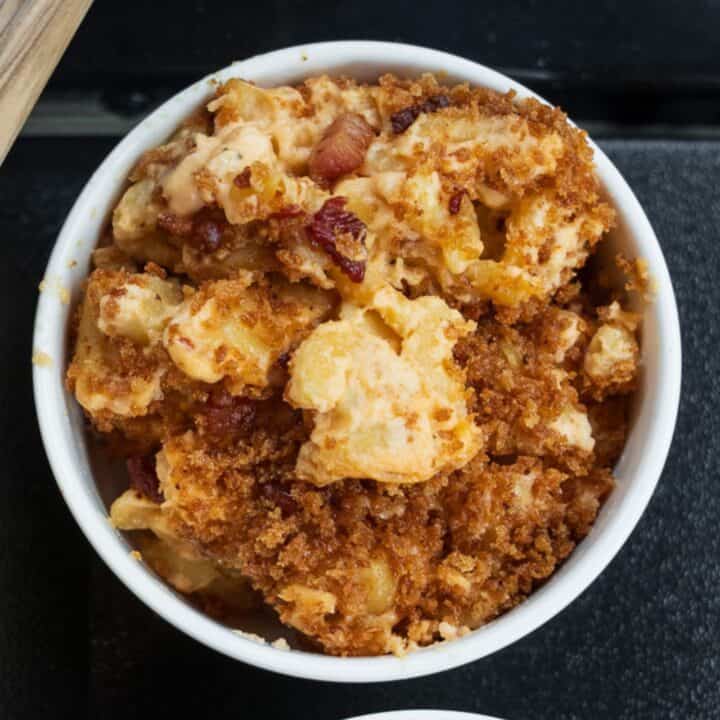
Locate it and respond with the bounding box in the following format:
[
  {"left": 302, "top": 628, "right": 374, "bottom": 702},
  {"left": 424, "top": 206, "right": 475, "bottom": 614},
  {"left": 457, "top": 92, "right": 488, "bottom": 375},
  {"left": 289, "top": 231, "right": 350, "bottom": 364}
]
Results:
[{"left": 0, "top": 0, "right": 92, "bottom": 165}]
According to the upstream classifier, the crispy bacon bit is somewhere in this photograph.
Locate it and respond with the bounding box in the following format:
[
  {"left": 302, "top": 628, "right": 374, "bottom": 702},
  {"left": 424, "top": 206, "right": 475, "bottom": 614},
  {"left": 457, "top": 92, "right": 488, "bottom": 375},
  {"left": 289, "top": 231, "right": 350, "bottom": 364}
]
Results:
[
  {"left": 308, "top": 197, "right": 367, "bottom": 282},
  {"left": 390, "top": 107, "right": 417, "bottom": 135},
  {"left": 127, "top": 455, "right": 164, "bottom": 503},
  {"left": 201, "top": 387, "right": 257, "bottom": 440},
  {"left": 233, "top": 167, "right": 252, "bottom": 188},
  {"left": 258, "top": 481, "right": 299, "bottom": 517},
  {"left": 193, "top": 218, "right": 224, "bottom": 252},
  {"left": 449, "top": 190, "right": 466, "bottom": 215},
  {"left": 391, "top": 94, "right": 451, "bottom": 134},
  {"left": 308, "top": 113, "right": 375, "bottom": 185},
  {"left": 157, "top": 209, "right": 227, "bottom": 253}
]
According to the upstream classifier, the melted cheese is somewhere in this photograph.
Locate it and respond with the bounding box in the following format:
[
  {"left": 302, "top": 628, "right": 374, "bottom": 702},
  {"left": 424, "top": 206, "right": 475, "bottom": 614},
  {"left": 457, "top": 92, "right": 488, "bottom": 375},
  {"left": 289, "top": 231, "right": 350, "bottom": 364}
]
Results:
[
  {"left": 113, "top": 178, "right": 163, "bottom": 242},
  {"left": 69, "top": 271, "right": 170, "bottom": 419},
  {"left": 160, "top": 77, "right": 378, "bottom": 223},
  {"left": 98, "top": 274, "right": 183, "bottom": 345},
  {"left": 286, "top": 287, "right": 481, "bottom": 485},
  {"left": 584, "top": 325, "right": 638, "bottom": 380},
  {"left": 553, "top": 310, "right": 585, "bottom": 363},
  {"left": 376, "top": 168, "right": 483, "bottom": 274},
  {"left": 550, "top": 405, "right": 595, "bottom": 453},
  {"left": 164, "top": 276, "right": 332, "bottom": 394}
]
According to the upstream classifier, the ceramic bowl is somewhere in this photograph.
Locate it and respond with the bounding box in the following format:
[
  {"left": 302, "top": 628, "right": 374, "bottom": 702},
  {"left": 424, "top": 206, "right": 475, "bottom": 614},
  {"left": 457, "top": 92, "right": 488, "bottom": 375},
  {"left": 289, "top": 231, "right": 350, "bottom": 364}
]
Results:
[{"left": 32, "top": 41, "right": 681, "bottom": 682}]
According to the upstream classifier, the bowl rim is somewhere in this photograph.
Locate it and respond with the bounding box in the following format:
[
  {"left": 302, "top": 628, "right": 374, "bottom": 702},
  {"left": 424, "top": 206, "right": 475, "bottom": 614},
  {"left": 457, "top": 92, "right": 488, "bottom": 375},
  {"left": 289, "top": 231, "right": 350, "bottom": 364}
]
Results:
[
  {"left": 32, "top": 40, "right": 681, "bottom": 683},
  {"left": 346, "top": 712, "right": 504, "bottom": 720}
]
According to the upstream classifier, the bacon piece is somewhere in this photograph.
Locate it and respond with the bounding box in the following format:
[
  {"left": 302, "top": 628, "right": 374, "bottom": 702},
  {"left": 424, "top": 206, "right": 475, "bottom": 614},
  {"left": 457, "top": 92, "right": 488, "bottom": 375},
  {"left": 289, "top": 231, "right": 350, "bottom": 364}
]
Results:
[
  {"left": 391, "top": 94, "right": 450, "bottom": 134},
  {"left": 157, "top": 209, "right": 227, "bottom": 253},
  {"left": 233, "top": 167, "right": 252, "bottom": 188},
  {"left": 308, "top": 113, "right": 375, "bottom": 185},
  {"left": 201, "top": 387, "right": 257, "bottom": 440},
  {"left": 308, "top": 197, "right": 367, "bottom": 282},
  {"left": 127, "top": 455, "right": 164, "bottom": 503},
  {"left": 192, "top": 218, "right": 224, "bottom": 252},
  {"left": 448, "top": 190, "right": 466, "bottom": 215}
]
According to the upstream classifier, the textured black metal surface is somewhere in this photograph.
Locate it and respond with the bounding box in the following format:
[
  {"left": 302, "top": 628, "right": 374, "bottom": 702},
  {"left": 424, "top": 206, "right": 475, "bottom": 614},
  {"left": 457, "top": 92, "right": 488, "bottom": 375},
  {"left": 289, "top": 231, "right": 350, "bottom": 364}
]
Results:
[
  {"left": 42, "top": 1, "right": 720, "bottom": 129},
  {"left": 51, "top": 1, "right": 720, "bottom": 85},
  {"left": 3, "top": 2, "right": 720, "bottom": 714},
  {"left": 1, "top": 133, "right": 718, "bottom": 718}
]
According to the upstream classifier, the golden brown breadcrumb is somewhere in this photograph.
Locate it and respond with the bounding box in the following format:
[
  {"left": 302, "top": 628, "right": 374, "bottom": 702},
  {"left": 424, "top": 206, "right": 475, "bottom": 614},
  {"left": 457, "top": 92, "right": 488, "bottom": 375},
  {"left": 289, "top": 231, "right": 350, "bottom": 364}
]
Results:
[{"left": 66, "top": 73, "right": 641, "bottom": 656}]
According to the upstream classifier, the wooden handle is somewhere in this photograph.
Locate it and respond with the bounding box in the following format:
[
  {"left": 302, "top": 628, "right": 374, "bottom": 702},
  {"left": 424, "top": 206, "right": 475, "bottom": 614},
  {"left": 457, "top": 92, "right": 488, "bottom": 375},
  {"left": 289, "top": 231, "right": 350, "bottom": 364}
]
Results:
[{"left": 0, "top": 0, "right": 92, "bottom": 165}]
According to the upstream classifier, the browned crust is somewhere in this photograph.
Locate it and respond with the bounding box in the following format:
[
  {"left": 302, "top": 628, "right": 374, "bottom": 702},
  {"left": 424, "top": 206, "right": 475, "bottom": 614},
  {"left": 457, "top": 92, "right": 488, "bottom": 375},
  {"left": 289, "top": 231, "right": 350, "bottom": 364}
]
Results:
[{"left": 65, "top": 73, "right": 640, "bottom": 657}]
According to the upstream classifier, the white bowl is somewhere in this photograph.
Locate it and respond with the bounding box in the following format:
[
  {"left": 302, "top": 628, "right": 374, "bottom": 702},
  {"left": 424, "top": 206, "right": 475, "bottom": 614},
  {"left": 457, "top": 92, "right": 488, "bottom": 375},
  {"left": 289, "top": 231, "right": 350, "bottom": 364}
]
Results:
[
  {"left": 32, "top": 40, "right": 681, "bottom": 682},
  {"left": 347, "top": 712, "right": 503, "bottom": 720}
]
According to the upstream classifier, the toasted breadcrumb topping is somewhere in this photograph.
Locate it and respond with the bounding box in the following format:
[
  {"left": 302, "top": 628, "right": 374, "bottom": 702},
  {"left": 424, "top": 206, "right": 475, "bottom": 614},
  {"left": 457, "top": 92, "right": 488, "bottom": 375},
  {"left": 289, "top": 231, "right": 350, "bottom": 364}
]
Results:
[{"left": 66, "top": 73, "right": 641, "bottom": 656}]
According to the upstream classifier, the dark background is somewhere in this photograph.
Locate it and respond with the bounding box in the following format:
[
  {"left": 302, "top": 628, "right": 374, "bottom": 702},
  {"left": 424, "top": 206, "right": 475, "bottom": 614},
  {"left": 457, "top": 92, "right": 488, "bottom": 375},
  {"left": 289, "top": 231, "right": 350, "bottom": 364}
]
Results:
[{"left": 1, "top": 2, "right": 719, "bottom": 719}]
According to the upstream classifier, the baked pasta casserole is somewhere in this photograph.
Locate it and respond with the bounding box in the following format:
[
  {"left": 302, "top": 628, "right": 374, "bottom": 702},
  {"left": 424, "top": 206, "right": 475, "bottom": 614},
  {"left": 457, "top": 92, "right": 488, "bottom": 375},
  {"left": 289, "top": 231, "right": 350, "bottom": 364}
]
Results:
[{"left": 66, "top": 73, "right": 643, "bottom": 656}]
